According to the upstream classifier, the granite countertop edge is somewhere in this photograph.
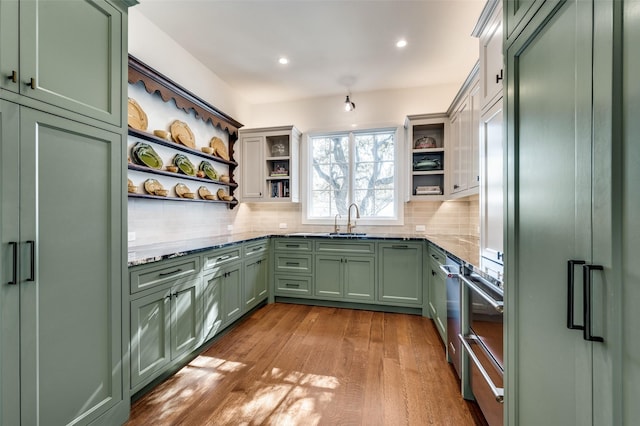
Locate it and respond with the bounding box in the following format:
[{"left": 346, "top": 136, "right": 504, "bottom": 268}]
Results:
[{"left": 128, "top": 232, "right": 500, "bottom": 286}]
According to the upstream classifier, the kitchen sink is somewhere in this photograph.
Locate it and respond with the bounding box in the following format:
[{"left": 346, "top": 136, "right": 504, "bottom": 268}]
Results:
[{"left": 328, "top": 232, "right": 367, "bottom": 237}]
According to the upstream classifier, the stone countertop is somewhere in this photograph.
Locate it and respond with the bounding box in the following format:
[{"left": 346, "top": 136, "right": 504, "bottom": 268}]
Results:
[{"left": 127, "top": 232, "right": 500, "bottom": 286}]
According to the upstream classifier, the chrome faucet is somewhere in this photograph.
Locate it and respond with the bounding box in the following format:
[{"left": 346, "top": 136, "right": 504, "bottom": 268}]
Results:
[
  {"left": 334, "top": 213, "right": 341, "bottom": 233},
  {"left": 346, "top": 203, "right": 360, "bottom": 234}
]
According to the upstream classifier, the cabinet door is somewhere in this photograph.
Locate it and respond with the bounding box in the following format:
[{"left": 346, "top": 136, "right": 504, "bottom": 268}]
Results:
[
  {"left": 469, "top": 82, "right": 481, "bottom": 189},
  {"left": 0, "top": 101, "right": 20, "bottom": 426},
  {"left": 450, "top": 100, "right": 470, "bottom": 193},
  {"left": 19, "top": 0, "right": 123, "bottom": 125},
  {"left": 221, "top": 263, "right": 243, "bottom": 325},
  {"left": 130, "top": 290, "right": 171, "bottom": 390},
  {"left": 432, "top": 267, "right": 447, "bottom": 344},
  {"left": 379, "top": 243, "right": 423, "bottom": 306},
  {"left": 19, "top": 107, "right": 125, "bottom": 425},
  {"left": 241, "top": 136, "right": 265, "bottom": 199},
  {"left": 315, "top": 255, "right": 343, "bottom": 298},
  {"left": 243, "top": 255, "right": 267, "bottom": 311},
  {"left": 480, "top": 6, "right": 504, "bottom": 109},
  {"left": 506, "top": 1, "right": 595, "bottom": 423},
  {"left": 0, "top": 0, "right": 19, "bottom": 94},
  {"left": 202, "top": 272, "right": 223, "bottom": 343},
  {"left": 480, "top": 99, "right": 504, "bottom": 265},
  {"left": 622, "top": 6, "right": 640, "bottom": 423},
  {"left": 343, "top": 256, "right": 375, "bottom": 301},
  {"left": 171, "top": 279, "right": 201, "bottom": 361}
]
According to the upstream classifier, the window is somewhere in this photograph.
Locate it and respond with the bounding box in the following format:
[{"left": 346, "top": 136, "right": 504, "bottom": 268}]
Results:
[{"left": 303, "top": 127, "right": 403, "bottom": 225}]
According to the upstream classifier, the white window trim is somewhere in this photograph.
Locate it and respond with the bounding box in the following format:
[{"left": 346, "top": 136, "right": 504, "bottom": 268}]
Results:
[{"left": 301, "top": 125, "right": 405, "bottom": 226}]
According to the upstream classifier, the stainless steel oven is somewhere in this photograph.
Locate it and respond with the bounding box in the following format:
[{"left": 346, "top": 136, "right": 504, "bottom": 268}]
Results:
[{"left": 459, "top": 269, "right": 504, "bottom": 426}]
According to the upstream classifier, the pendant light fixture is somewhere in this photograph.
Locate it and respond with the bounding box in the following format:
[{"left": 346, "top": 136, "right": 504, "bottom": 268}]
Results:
[{"left": 344, "top": 95, "right": 355, "bottom": 112}]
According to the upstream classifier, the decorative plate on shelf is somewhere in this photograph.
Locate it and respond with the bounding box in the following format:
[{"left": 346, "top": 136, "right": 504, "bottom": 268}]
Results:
[
  {"left": 127, "top": 98, "right": 148, "bottom": 131},
  {"left": 199, "top": 161, "right": 218, "bottom": 180},
  {"left": 414, "top": 136, "right": 437, "bottom": 149},
  {"left": 174, "top": 183, "right": 191, "bottom": 198},
  {"left": 170, "top": 120, "right": 196, "bottom": 148},
  {"left": 131, "top": 142, "right": 163, "bottom": 170},
  {"left": 198, "top": 186, "right": 217, "bottom": 200},
  {"left": 209, "top": 136, "right": 229, "bottom": 161},
  {"left": 173, "top": 154, "right": 197, "bottom": 176},
  {"left": 143, "top": 178, "right": 163, "bottom": 195}
]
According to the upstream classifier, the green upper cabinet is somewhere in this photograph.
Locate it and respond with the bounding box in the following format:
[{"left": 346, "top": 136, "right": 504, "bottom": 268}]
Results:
[
  {"left": 378, "top": 242, "right": 424, "bottom": 307},
  {"left": 0, "top": 0, "right": 125, "bottom": 126},
  {"left": 504, "top": 0, "right": 545, "bottom": 45}
]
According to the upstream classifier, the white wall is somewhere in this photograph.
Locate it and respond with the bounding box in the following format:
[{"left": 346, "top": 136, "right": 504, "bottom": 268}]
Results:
[
  {"left": 245, "top": 84, "right": 459, "bottom": 132},
  {"left": 128, "top": 8, "right": 250, "bottom": 123}
]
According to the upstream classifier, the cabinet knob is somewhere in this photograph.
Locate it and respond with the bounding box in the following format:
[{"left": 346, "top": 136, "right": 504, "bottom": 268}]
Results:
[
  {"left": 496, "top": 69, "right": 504, "bottom": 84},
  {"left": 7, "top": 70, "right": 17, "bottom": 83},
  {"left": 453, "top": 184, "right": 460, "bottom": 189},
  {"left": 25, "top": 78, "right": 35, "bottom": 90}
]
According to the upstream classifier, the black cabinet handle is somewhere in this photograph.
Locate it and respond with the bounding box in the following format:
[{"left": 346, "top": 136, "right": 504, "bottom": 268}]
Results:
[
  {"left": 497, "top": 252, "right": 504, "bottom": 261},
  {"left": 8, "top": 242, "right": 18, "bottom": 285},
  {"left": 496, "top": 69, "right": 504, "bottom": 83},
  {"left": 158, "top": 268, "right": 183, "bottom": 277},
  {"left": 567, "top": 260, "right": 586, "bottom": 330},
  {"left": 285, "top": 283, "right": 300, "bottom": 288},
  {"left": 285, "top": 262, "right": 300, "bottom": 266},
  {"left": 8, "top": 70, "right": 17, "bottom": 83},
  {"left": 391, "top": 245, "right": 409, "bottom": 249},
  {"left": 26, "top": 77, "right": 35, "bottom": 90},
  {"left": 583, "top": 264, "right": 604, "bottom": 342},
  {"left": 27, "top": 240, "right": 35, "bottom": 282},
  {"left": 285, "top": 244, "right": 300, "bottom": 248}
]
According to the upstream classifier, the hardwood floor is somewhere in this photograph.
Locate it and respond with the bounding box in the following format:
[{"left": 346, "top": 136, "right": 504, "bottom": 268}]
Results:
[{"left": 126, "top": 303, "right": 488, "bottom": 426}]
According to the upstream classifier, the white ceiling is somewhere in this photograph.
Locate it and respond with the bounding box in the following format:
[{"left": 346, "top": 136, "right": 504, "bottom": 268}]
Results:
[{"left": 135, "top": 0, "right": 485, "bottom": 104}]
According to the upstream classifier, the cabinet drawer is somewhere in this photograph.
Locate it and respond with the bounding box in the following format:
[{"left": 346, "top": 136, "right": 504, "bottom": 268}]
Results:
[
  {"left": 244, "top": 239, "right": 269, "bottom": 257},
  {"left": 274, "top": 253, "right": 312, "bottom": 274},
  {"left": 273, "top": 238, "right": 313, "bottom": 251},
  {"left": 130, "top": 256, "right": 200, "bottom": 294},
  {"left": 428, "top": 244, "right": 446, "bottom": 265},
  {"left": 274, "top": 275, "right": 312, "bottom": 296},
  {"left": 203, "top": 247, "right": 242, "bottom": 270},
  {"left": 315, "top": 241, "right": 375, "bottom": 254}
]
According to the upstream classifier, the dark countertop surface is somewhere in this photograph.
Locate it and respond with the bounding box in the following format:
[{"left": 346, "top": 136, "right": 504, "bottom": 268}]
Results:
[{"left": 128, "top": 231, "right": 501, "bottom": 286}]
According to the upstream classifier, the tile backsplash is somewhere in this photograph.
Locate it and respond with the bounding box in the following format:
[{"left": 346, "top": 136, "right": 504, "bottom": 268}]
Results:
[{"left": 128, "top": 195, "right": 479, "bottom": 248}]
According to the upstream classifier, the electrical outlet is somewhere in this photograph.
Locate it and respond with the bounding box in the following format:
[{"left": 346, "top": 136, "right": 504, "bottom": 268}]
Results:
[
  {"left": 279, "top": 223, "right": 288, "bottom": 229},
  {"left": 128, "top": 232, "right": 136, "bottom": 242},
  {"left": 415, "top": 225, "right": 426, "bottom": 232}
]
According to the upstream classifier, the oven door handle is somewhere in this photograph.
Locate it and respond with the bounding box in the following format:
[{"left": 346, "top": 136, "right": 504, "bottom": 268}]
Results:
[
  {"left": 459, "top": 334, "right": 504, "bottom": 403},
  {"left": 460, "top": 274, "right": 504, "bottom": 313}
]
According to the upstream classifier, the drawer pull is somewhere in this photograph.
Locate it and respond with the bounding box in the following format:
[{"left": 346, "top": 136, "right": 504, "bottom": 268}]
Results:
[
  {"left": 285, "top": 283, "right": 300, "bottom": 288},
  {"left": 431, "top": 253, "right": 441, "bottom": 261},
  {"left": 392, "top": 245, "right": 409, "bottom": 249},
  {"left": 217, "top": 255, "right": 231, "bottom": 261},
  {"left": 285, "top": 262, "right": 300, "bottom": 266},
  {"left": 158, "top": 268, "right": 183, "bottom": 277},
  {"left": 459, "top": 334, "right": 504, "bottom": 403},
  {"left": 286, "top": 244, "right": 300, "bottom": 248}
]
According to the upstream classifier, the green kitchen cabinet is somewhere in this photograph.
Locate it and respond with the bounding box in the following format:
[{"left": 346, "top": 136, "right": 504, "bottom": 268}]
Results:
[
  {"left": 243, "top": 253, "right": 268, "bottom": 311},
  {"left": 315, "top": 254, "right": 376, "bottom": 302},
  {"left": 378, "top": 242, "right": 424, "bottom": 307},
  {"left": 202, "top": 271, "right": 223, "bottom": 343},
  {"left": 220, "top": 261, "right": 244, "bottom": 326},
  {"left": 505, "top": 0, "right": 638, "bottom": 423},
  {"left": 130, "top": 275, "right": 201, "bottom": 393},
  {"left": 429, "top": 262, "right": 447, "bottom": 344},
  {"left": 0, "top": 101, "right": 128, "bottom": 425},
  {"left": 0, "top": 0, "right": 132, "bottom": 126}
]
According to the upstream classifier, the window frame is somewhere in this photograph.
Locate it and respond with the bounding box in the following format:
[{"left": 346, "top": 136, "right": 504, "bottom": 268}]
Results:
[{"left": 301, "top": 125, "right": 405, "bottom": 226}]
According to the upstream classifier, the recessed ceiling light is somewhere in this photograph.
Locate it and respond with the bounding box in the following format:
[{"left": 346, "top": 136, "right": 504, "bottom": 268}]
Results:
[
  {"left": 278, "top": 57, "right": 289, "bottom": 65},
  {"left": 396, "top": 39, "right": 407, "bottom": 48}
]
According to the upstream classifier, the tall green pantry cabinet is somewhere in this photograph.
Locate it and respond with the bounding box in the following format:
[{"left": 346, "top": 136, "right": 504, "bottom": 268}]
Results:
[
  {"left": 505, "top": 0, "right": 639, "bottom": 424},
  {"left": 0, "top": 1, "right": 137, "bottom": 425}
]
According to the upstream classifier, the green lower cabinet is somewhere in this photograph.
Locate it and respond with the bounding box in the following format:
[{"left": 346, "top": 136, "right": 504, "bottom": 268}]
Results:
[
  {"left": 274, "top": 274, "right": 312, "bottom": 296},
  {"left": 378, "top": 242, "right": 424, "bottom": 306},
  {"left": 243, "top": 254, "right": 268, "bottom": 312},
  {"left": 130, "top": 276, "right": 201, "bottom": 392},
  {"left": 429, "top": 261, "right": 447, "bottom": 344},
  {"left": 220, "top": 262, "right": 243, "bottom": 326},
  {"left": 315, "top": 254, "right": 375, "bottom": 301},
  {"left": 202, "top": 272, "right": 223, "bottom": 343}
]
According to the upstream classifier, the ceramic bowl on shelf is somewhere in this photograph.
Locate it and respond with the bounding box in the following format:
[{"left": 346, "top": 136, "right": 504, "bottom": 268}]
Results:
[
  {"left": 165, "top": 165, "right": 179, "bottom": 173},
  {"left": 201, "top": 146, "right": 214, "bottom": 154},
  {"left": 154, "top": 189, "right": 169, "bottom": 197}
]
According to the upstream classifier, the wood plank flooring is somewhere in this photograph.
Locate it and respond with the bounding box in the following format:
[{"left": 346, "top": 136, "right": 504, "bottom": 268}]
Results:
[{"left": 125, "top": 303, "right": 488, "bottom": 426}]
